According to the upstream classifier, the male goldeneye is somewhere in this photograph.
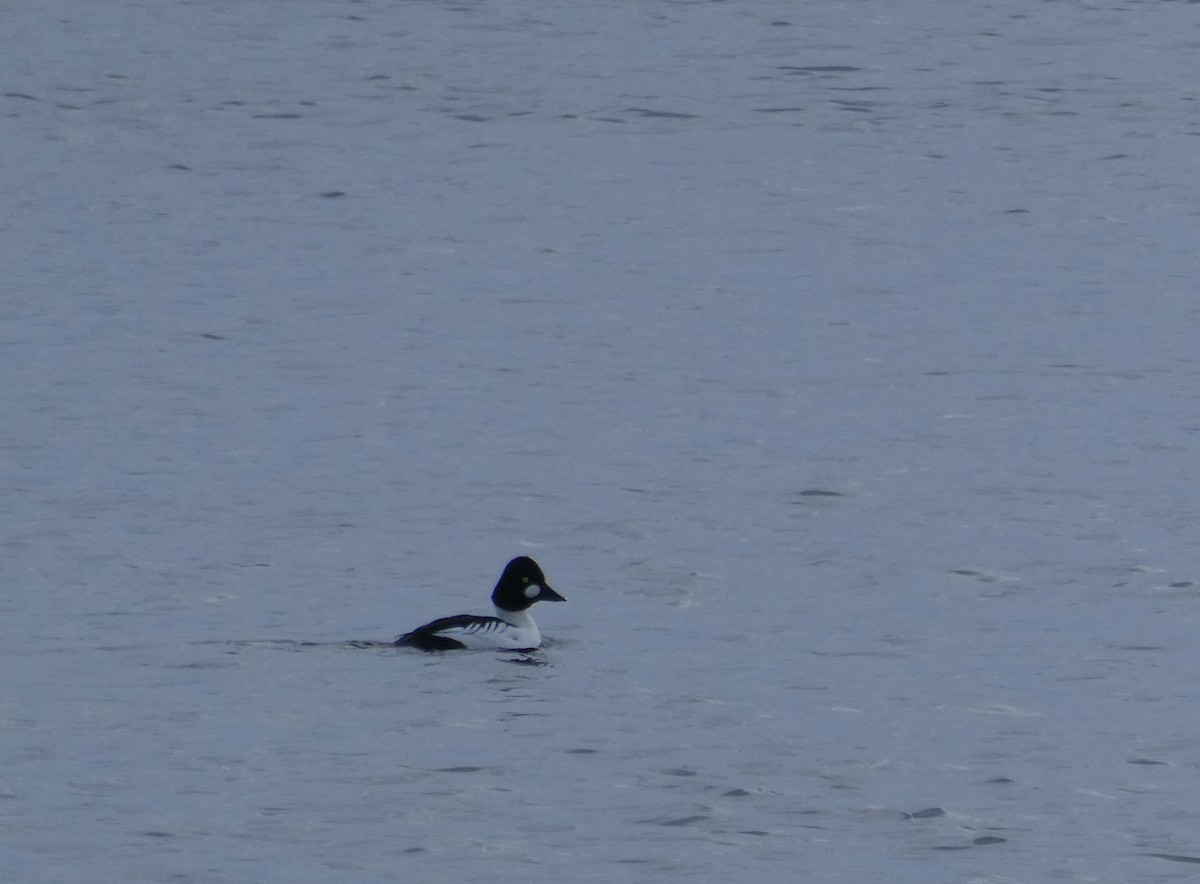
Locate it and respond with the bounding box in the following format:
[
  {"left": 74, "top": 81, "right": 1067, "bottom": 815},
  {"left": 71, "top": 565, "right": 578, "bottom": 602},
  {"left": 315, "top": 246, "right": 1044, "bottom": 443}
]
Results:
[{"left": 393, "top": 556, "right": 565, "bottom": 651}]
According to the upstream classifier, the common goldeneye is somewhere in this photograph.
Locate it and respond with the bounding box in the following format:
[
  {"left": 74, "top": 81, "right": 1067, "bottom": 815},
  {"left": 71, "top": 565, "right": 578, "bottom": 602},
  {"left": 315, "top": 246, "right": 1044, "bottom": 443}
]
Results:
[{"left": 393, "top": 556, "right": 565, "bottom": 651}]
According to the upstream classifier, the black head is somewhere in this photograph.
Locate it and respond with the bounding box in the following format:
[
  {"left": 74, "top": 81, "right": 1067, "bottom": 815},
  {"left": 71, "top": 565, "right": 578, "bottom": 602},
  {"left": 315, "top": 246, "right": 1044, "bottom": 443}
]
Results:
[{"left": 492, "top": 556, "right": 566, "bottom": 612}]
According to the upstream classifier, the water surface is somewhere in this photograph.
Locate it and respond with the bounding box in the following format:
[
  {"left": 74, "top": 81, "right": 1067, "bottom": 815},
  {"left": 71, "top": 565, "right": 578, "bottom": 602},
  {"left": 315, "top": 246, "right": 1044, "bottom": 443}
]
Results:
[{"left": 4, "top": 2, "right": 1200, "bottom": 881}]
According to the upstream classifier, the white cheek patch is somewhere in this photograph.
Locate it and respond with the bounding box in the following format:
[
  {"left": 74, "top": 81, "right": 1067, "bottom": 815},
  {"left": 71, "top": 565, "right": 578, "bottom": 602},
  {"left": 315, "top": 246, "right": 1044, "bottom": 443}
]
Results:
[{"left": 523, "top": 584, "right": 541, "bottom": 599}]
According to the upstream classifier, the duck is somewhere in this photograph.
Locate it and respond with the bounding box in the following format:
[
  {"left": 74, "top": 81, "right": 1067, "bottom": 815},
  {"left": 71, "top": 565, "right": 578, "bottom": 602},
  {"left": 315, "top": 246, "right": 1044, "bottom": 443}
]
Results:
[{"left": 394, "top": 556, "right": 565, "bottom": 651}]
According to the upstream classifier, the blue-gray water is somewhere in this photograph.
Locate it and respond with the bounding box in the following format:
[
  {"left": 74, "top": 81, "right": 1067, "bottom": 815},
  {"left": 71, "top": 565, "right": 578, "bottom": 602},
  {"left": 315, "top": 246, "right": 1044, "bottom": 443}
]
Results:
[{"left": 4, "top": 2, "right": 1200, "bottom": 881}]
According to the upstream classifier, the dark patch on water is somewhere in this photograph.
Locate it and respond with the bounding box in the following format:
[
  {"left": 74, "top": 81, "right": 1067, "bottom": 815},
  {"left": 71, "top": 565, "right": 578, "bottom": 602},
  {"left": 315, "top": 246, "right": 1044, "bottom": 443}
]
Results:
[
  {"left": 948, "top": 568, "right": 999, "bottom": 583},
  {"left": 503, "top": 654, "right": 549, "bottom": 666},
  {"left": 661, "top": 767, "right": 699, "bottom": 777},
  {"left": 1116, "top": 644, "right": 1168, "bottom": 652},
  {"left": 1145, "top": 854, "right": 1200, "bottom": 865},
  {"left": 169, "top": 660, "right": 235, "bottom": 670},
  {"left": 934, "top": 833, "right": 1007, "bottom": 850},
  {"left": 625, "top": 107, "right": 698, "bottom": 119},
  {"left": 778, "top": 65, "right": 862, "bottom": 73},
  {"left": 830, "top": 99, "right": 877, "bottom": 112},
  {"left": 905, "top": 807, "right": 945, "bottom": 819}
]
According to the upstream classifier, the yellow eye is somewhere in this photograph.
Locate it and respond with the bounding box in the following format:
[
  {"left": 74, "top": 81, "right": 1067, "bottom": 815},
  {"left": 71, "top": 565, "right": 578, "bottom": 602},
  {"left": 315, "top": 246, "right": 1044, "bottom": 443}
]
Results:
[{"left": 522, "top": 577, "right": 530, "bottom": 583}]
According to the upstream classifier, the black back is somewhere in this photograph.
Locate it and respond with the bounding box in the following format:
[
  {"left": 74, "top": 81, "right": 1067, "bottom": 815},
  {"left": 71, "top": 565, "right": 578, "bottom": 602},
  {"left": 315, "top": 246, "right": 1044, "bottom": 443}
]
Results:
[{"left": 393, "top": 614, "right": 508, "bottom": 651}]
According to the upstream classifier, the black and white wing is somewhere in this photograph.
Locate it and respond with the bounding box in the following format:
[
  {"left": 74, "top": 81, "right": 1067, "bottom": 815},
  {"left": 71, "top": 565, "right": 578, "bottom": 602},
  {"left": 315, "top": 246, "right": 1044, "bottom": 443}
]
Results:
[{"left": 394, "top": 615, "right": 519, "bottom": 651}]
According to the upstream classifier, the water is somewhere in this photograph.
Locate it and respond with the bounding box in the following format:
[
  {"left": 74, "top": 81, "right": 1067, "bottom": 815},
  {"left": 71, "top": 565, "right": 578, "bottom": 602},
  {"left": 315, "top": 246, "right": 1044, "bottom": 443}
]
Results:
[{"left": 4, "top": 1, "right": 1200, "bottom": 881}]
